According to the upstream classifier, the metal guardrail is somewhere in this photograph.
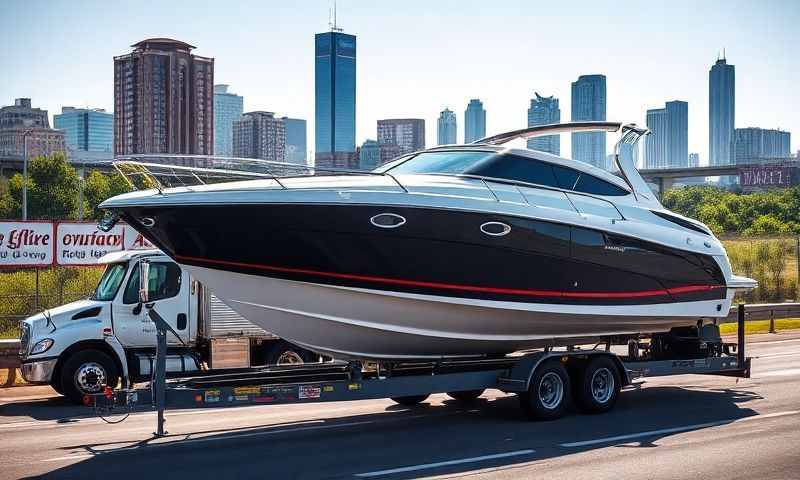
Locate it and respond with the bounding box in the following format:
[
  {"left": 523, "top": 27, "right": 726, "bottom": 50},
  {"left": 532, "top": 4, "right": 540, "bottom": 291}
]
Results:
[{"left": 1, "top": 303, "right": 799, "bottom": 388}]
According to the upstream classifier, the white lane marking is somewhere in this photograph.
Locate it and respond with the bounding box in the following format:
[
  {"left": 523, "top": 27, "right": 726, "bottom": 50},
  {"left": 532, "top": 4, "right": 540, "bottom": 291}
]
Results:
[
  {"left": 44, "top": 454, "right": 94, "bottom": 463},
  {"left": 757, "top": 368, "right": 800, "bottom": 377},
  {"left": 560, "top": 410, "right": 799, "bottom": 448},
  {"left": 755, "top": 351, "right": 800, "bottom": 359},
  {"left": 354, "top": 449, "right": 536, "bottom": 478}
]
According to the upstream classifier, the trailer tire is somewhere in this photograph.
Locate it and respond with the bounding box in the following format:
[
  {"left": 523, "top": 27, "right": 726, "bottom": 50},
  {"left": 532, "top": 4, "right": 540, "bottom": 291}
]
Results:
[
  {"left": 519, "top": 359, "right": 570, "bottom": 421},
  {"left": 390, "top": 395, "right": 429, "bottom": 406},
  {"left": 60, "top": 350, "right": 120, "bottom": 405},
  {"left": 265, "top": 341, "right": 317, "bottom": 365},
  {"left": 446, "top": 389, "right": 485, "bottom": 402},
  {"left": 574, "top": 356, "right": 621, "bottom": 414}
]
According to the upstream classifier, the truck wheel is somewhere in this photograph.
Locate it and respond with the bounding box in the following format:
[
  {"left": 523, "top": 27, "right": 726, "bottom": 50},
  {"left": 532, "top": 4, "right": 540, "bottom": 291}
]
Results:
[
  {"left": 60, "top": 350, "right": 120, "bottom": 405},
  {"left": 266, "top": 341, "right": 317, "bottom": 366},
  {"left": 574, "top": 356, "right": 621, "bottom": 414},
  {"left": 390, "top": 395, "right": 429, "bottom": 406},
  {"left": 519, "top": 359, "right": 570, "bottom": 420},
  {"left": 446, "top": 389, "right": 485, "bottom": 402}
]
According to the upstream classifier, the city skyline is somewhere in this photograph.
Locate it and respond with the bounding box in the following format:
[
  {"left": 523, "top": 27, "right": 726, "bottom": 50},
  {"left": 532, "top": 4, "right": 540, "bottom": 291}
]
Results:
[{"left": 2, "top": 0, "right": 798, "bottom": 164}]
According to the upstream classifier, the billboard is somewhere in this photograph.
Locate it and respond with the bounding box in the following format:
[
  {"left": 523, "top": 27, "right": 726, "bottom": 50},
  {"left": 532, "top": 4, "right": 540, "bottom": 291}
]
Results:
[
  {"left": 0, "top": 222, "right": 55, "bottom": 267},
  {"left": 739, "top": 164, "right": 796, "bottom": 192},
  {"left": 0, "top": 221, "right": 154, "bottom": 268}
]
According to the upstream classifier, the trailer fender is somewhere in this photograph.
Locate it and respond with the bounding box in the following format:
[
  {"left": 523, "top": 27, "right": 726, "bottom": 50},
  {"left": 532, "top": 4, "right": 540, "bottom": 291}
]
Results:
[{"left": 498, "top": 350, "right": 630, "bottom": 393}]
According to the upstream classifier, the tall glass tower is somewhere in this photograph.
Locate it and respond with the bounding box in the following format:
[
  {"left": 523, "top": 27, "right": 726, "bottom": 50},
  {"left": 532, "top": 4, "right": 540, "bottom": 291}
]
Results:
[
  {"left": 571, "top": 74, "right": 606, "bottom": 168},
  {"left": 645, "top": 100, "right": 688, "bottom": 169},
  {"left": 709, "top": 57, "right": 735, "bottom": 166},
  {"left": 464, "top": 99, "right": 486, "bottom": 143},
  {"left": 527, "top": 93, "right": 560, "bottom": 155},
  {"left": 213, "top": 85, "right": 244, "bottom": 156},
  {"left": 53, "top": 107, "right": 113, "bottom": 152},
  {"left": 437, "top": 108, "right": 457, "bottom": 145},
  {"left": 315, "top": 30, "right": 356, "bottom": 168}
]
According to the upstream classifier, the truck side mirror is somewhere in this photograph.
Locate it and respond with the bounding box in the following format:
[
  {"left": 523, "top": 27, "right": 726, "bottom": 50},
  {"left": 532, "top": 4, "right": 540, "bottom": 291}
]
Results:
[{"left": 139, "top": 260, "right": 150, "bottom": 304}]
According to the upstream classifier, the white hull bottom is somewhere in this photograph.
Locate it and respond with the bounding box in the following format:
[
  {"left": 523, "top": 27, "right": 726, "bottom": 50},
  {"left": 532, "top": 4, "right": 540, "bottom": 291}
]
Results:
[{"left": 186, "top": 265, "right": 735, "bottom": 360}]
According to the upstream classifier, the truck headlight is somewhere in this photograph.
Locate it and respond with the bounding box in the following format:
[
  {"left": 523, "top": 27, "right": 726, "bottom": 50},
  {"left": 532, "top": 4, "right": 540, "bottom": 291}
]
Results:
[{"left": 30, "top": 338, "right": 54, "bottom": 355}]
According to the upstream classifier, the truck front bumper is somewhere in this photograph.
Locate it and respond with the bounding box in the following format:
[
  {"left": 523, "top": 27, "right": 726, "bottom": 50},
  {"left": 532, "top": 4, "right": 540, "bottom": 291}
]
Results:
[{"left": 21, "top": 358, "right": 57, "bottom": 383}]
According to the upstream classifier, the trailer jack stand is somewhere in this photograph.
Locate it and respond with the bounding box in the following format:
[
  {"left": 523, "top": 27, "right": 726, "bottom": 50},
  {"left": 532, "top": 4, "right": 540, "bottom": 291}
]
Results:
[{"left": 147, "top": 307, "right": 183, "bottom": 437}]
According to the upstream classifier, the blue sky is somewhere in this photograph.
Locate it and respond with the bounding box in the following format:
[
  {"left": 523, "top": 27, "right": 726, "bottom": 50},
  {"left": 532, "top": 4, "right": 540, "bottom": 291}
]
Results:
[{"left": 2, "top": 0, "right": 798, "bottom": 163}]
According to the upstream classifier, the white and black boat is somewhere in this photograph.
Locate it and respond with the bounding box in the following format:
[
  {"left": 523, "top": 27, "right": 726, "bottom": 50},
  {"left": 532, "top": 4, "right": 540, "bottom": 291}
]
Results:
[{"left": 100, "top": 122, "right": 756, "bottom": 360}]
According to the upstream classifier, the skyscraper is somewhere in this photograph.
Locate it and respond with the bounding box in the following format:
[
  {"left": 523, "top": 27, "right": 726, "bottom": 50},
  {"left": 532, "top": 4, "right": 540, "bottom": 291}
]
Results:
[
  {"left": 644, "top": 100, "right": 688, "bottom": 169},
  {"left": 734, "top": 127, "right": 791, "bottom": 163},
  {"left": 54, "top": 107, "right": 113, "bottom": 153},
  {"left": 571, "top": 74, "right": 607, "bottom": 168},
  {"left": 526, "top": 93, "right": 560, "bottom": 155},
  {"left": 113, "top": 38, "right": 214, "bottom": 156},
  {"left": 232, "top": 111, "right": 285, "bottom": 162},
  {"left": 213, "top": 85, "right": 243, "bottom": 156},
  {"left": 709, "top": 57, "right": 735, "bottom": 166},
  {"left": 315, "top": 30, "right": 357, "bottom": 168},
  {"left": 377, "top": 119, "right": 425, "bottom": 155},
  {"left": 464, "top": 99, "right": 486, "bottom": 143},
  {"left": 437, "top": 108, "right": 457, "bottom": 145},
  {"left": 282, "top": 117, "right": 307, "bottom": 165}
]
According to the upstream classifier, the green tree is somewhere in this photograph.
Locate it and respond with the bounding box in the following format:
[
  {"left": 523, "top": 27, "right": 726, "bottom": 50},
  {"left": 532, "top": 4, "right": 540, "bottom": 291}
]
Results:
[
  {"left": 0, "top": 176, "right": 19, "bottom": 219},
  {"left": 8, "top": 153, "right": 80, "bottom": 220},
  {"left": 83, "top": 170, "right": 133, "bottom": 220}
]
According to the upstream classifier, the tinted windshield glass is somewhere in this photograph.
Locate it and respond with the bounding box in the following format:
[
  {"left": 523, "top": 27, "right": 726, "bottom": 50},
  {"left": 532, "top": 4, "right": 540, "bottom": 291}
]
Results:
[
  {"left": 573, "top": 174, "right": 629, "bottom": 196},
  {"left": 93, "top": 263, "right": 127, "bottom": 301},
  {"left": 474, "top": 155, "right": 559, "bottom": 187},
  {"left": 377, "top": 151, "right": 495, "bottom": 175}
]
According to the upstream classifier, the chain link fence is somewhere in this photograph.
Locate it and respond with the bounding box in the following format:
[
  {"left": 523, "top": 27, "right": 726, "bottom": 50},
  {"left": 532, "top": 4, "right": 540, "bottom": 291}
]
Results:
[{"left": 0, "top": 266, "right": 104, "bottom": 338}]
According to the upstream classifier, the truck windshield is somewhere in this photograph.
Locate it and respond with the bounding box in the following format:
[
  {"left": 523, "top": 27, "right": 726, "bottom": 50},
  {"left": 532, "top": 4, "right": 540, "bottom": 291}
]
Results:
[{"left": 92, "top": 263, "right": 128, "bottom": 301}]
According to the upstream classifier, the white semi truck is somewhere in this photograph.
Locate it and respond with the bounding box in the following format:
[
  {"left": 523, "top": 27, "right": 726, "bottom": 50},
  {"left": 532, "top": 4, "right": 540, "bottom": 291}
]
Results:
[{"left": 18, "top": 249, "right": 319, "bottom": 403}]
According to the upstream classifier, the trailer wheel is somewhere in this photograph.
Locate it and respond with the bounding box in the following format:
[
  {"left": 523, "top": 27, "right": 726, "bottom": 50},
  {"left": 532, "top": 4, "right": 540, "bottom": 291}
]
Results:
[
  {"left": 574, "top": 356, "right": 621, "bottom": 414},
  {"left": 60, "top": 350, "right": 120, "bottom": 405},
  {"left": 265, "top": 341, "right": 317, "bottom": 365},
  {"left": 390, "top": 394, "right": 429, "bottom": 406},
  {"left": 446, "top": 389, "right": 485, "bottom": 402},
  {"left": 519, "top": 359, "right": 570, "bottom": 420}
]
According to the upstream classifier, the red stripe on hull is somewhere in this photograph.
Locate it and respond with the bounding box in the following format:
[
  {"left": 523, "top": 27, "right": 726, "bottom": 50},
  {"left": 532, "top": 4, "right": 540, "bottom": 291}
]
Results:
[{"left": 175, "top": 254, "right": 724, "bottom": 300}]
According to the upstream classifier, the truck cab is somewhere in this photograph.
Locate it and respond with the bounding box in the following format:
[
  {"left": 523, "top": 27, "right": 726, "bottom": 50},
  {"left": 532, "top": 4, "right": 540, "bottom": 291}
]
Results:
[{"left": 19, "top": 249, "right": 318, "bottom": 403}]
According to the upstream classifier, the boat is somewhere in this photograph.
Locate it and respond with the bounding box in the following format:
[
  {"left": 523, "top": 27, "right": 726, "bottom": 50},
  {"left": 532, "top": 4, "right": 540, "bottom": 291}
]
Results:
[{"left": 99, "top": 122, "right": 757, "bottom": 360}]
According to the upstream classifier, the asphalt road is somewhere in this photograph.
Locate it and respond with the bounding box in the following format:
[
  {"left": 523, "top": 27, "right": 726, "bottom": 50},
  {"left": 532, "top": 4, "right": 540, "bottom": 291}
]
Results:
[{"left": 1, "top": 333, "right": 799, "bottom": 480}]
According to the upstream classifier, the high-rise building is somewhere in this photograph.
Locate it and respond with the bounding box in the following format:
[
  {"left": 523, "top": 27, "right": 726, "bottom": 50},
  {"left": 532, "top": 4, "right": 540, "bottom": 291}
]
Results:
[
  {"left": 53, "top": 107, "right": 113, "bottom": 153},
  {"left": 315, "top": 30, "right": 357, "bottom": 168},
  {"left": 644, "top": 100, "right": 688, "bottom": 169},
  {"left": 0, "top": 98, "right": 66, "bottom": 161},
  {"left": 527, "top": 93, "right": 560, "bottom": 155},
  {"left": 359, "top": 139, "right": 380, "bottom": 170},
  {"left": 114, "top": 39, "right": 214, "bottom": 156},
  {"left": 213, "top": 85, "right": 243, "bottom": 157},
  {"left": 709, "top": 57, "right": 735, "bottom": 166},
  {"left": 0, "top": 98, "right": 49, "bottom": 129},
  {"left": 689, "top": 153, "right": 700, "bottom": 167},
  {"left": 734, "top": 127, "right": 791, "bottom": 163},
  {"left": 232, "top": 111, "right": 285, "bottom": 162},
  {"left": 464, "top": 99, "right": 486, "bottom": 143},
  {"left": 378, "top": 143, "right": 402, "bottom": 166},
  {"left": 282, "top": 117, "right": 307, "bottom": 165},
  {"left": 437, "top": 108, "right": 457, "bottom": 145},
  {"left": 377, "top": 119, "right": 425, "bottom": 155},
  {"left": 571, "top": 74, "right": 607, "bottom": 168}
]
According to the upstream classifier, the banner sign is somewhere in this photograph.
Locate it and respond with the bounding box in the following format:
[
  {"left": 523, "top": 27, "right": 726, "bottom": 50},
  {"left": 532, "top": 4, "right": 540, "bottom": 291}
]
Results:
[
  {"left": 56, "top": 222, "right": 125, "bottom": 265},
  {"left": 123, "top": 224, "right": 155, "bottom": 250},
  {"left": 0, "top": 221, "right": 156, "bottom": 268},
  {"left": 739, "top": 165, "right": 796, "bottom": 192},
  {"left": 0, "top": 222, "right": 55, "bottom": 267}
]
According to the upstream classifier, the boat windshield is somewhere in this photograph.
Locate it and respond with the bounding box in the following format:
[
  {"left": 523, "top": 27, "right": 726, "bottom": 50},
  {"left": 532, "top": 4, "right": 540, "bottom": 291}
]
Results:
[
  {"left": 375, "top": 151, "right": 496, "bottom": 175},
  {"left": 92, "top": 262, "right": 128, "bottom": 301},
  {"left": 377, "top": 150, "right": 630, "bottom": 196}
]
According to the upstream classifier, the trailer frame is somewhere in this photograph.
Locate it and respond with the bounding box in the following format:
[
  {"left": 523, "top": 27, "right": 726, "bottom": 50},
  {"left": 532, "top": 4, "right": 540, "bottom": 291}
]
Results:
[{"left": 88, "top": 304, "right": 751, "bottom": 436}]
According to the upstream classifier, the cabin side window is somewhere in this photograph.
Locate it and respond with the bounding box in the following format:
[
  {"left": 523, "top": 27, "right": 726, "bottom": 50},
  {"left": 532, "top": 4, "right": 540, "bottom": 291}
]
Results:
[{"left": 471, "top": 155, "right": 560, "bottom": 188}]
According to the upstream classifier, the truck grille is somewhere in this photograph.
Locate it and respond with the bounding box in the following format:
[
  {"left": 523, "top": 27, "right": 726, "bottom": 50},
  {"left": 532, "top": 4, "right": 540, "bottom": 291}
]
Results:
[{"left": 19, "top": 322, "right": 30, "bottom": 356}]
